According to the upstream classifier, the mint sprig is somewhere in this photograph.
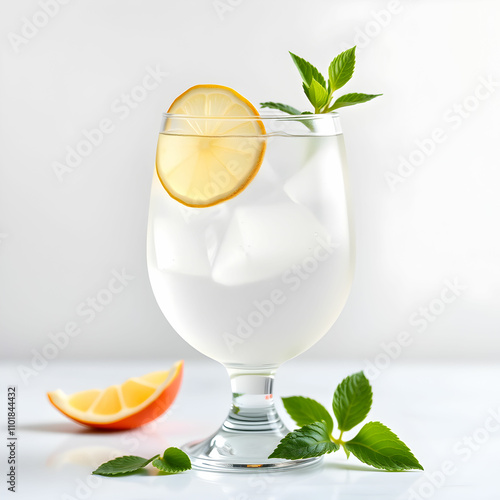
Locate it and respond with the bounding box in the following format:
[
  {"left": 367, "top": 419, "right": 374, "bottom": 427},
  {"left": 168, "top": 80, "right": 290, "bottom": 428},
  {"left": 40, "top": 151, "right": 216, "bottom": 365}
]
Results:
[
  {"left": 92, "top": 447, "right": 191, "bottom": 476},
  {"left": 269, "top": 372, "right": 423, "bottom": 472},
  {"left": 261, "top": 47, "right": 381, "bottom": 114}
]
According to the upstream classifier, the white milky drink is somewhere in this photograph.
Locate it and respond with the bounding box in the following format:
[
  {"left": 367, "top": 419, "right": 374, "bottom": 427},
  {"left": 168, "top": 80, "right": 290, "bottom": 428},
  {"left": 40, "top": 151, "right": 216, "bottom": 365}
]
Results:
[{"left": 147, "top": 133, "right": 355, "bottom": 368}]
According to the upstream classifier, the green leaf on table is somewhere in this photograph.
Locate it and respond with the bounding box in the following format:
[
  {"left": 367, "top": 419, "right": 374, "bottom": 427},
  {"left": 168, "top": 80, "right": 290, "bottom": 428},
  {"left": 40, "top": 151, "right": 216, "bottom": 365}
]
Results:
[
  {"left": 328, "top": 46, "right": 356, "bottom": 93},
  {"left": 304, "top": 78, "right": 329, "bottom": 110},
  {"left": 332, "top": 371, "right": 373, "bottom": 431},
  {"left": 328, "top": 93, "right": 382, "bottom": 111},
  {"left": 282, "top": 396, "right": 334, "bottom": 435},
  {"left": 92, "top": 455, "right": 157, "bottom": 476},
  {"left": 260, "top": 102, "right": 302, "bottom": 115},
  {"left": 289, "top": 52, "right": 327, "bottom": 89},
  {"left": 345, "top": 422, "right": 423, "bottom": 471},
  {"left": 268, "top": 421, "right": 339, "bottom": 459},
  {"left": 151, "top": 447, "right": 191, "bottom": 473}
]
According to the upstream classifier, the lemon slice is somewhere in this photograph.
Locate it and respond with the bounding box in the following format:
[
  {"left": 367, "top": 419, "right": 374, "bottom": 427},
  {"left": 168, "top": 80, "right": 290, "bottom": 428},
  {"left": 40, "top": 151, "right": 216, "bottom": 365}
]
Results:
[
  {"left": 47, "top": 361, "right": 183, "bottom": 429},
  {"left": 156, "top": 85, "right": 266, "bottom": 207}
]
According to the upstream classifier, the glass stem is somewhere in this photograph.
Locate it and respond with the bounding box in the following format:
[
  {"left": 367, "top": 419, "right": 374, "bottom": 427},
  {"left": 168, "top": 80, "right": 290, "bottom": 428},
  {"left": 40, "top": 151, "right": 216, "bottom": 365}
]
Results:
[{"left": 223, "top": 368, "right": 287, "bottom": 434}]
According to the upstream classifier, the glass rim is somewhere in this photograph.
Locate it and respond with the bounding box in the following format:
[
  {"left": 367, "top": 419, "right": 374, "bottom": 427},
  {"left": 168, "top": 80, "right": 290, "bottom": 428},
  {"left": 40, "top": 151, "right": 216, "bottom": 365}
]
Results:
[{"left": 161, "top": 112, "right": 340, "bottom": 120}]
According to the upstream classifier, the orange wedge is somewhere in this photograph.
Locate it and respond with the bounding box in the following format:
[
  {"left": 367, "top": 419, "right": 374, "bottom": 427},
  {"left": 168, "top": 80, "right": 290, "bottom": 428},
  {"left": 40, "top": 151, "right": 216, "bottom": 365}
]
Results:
[
  {"left": 47, "top": 361, "right": 183, "bottom": 430},
  {"left": 156, "top": 84, "right": 266, "bottom": 207}
]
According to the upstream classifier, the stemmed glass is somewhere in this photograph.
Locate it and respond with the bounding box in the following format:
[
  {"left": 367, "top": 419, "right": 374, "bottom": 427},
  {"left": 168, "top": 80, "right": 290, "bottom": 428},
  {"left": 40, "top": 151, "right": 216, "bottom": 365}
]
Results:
[{"left": 147, "top": 113, "right": 354, "bottom": 471}]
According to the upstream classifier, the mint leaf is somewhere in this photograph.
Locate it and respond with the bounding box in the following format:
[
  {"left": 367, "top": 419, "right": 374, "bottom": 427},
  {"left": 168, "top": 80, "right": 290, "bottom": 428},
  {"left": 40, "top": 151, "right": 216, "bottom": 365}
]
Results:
[
  {"left": 151, "top": 447, "right": 191, "bottom": 473},
  {"left": 304, "top": 78, "right": 329, "bottom": 111},
  {"left": 260, "top": 102, "right": 302, "bottom": 115},
  {"left": 92, "top": 455, "right": 157, "bottom": 476},
  {"left": 328, "top": 93, "right": 382, "bottom": 111},
  {"left": 332, "top": 371, "right": 372, "bottom": 432},
  {"left": 269, "top": 421, "right": 339, "bottom": 459},
  {"left": 328, "top": 47, "right": 356, "bottom": 93},
  {"left": 345, "top": 422, "right": 423, "bottom": 471},
  {"left": 92, "top": 447, "right": 191, "bottom": 477},
  {"left": 282, "top": 396, "right": 334, "bottom": 435},
  {"left": 260, "top": 102, "right": 315, "bottom": 132},
  {"left": 289, "top": 52, "right": 326, "bottom": 89},
  {"left": 265, "top": 48, "right": 381, "bottom": 114}
]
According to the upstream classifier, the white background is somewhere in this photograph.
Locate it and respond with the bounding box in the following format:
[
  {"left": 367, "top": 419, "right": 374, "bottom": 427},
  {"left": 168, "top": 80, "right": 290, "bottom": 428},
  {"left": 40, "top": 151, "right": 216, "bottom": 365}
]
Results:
[{"left": 1, "top": 0, "right": 499, "bottom": 365}]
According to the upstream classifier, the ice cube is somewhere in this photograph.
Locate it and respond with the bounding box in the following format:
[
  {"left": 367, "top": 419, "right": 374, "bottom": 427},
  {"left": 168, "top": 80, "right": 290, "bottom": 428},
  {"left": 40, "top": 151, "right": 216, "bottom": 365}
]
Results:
[
  {"left": 212, "top": 202, "right": 332, "bottom": 286},
  {"left": 148, "top": 177, "right": 214, "bottom": 276},
  {"left": 283, "top": 140, "right": 347, "bottom": 207},
  {"left": 233, "top": 158, "right": 289, "bottom": 205},
  {"left": 205, "top": 225, "right": 219, "bottom": 267},
  {"left": 283, "top": 138, "right": 350, "bottom": 243},
  {"left": 151, "top": 215, "right": 212, "bottom": 276}
]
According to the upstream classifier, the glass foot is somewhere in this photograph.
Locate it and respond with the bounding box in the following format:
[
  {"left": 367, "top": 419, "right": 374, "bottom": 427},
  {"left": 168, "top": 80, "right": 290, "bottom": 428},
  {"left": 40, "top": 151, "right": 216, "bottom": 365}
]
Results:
[
  {"left": 182, "top": 428, "right": 322, "bottom": 472},
  {"left": 182, "top": 368, "right": 322, "bottom": 472}
]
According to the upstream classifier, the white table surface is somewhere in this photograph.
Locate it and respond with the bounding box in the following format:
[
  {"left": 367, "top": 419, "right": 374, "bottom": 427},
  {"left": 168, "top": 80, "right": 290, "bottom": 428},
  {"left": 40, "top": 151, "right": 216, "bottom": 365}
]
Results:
[{"left": 1, "top": 359, "right": 498, "bottom": 500}]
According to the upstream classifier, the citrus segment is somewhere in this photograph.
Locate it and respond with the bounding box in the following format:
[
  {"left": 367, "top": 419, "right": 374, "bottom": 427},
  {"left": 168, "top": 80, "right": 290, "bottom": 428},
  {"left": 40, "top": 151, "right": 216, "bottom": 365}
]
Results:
[
  {"left": 121, "top": 380, "right": 156, "bottom": 407},
  {"left": 139, "top": 370, "right": 170, "bottom": 386},
  {"left": 156, "top": 85, "right": 266, "bottom": 207},
  {"left": 68, "top": 389, "right": 100, "bottom": 412},
  {"left": 47, "top": 361, "right": 183, "bottom": 430},
  {"left": 93, "top": 386, "right": 122, "bottom": 415}
]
